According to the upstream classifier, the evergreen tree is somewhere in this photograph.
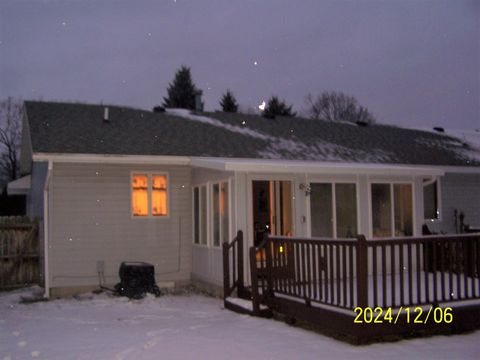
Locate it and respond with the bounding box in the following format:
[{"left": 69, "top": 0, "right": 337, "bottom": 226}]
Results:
[
  {"left": 163, "top": 66, "right": 198, "bottom": 110},
  {"left": 219, "top": 89, "right": 238, "bottom": 113},
  {"left": 263, "top": 96, "right": 296, "bottom": 118}
]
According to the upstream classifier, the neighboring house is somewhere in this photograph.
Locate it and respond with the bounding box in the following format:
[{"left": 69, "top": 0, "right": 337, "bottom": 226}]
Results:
[{"left": 12, "top": 101, "right": 480, "bottom": 297}]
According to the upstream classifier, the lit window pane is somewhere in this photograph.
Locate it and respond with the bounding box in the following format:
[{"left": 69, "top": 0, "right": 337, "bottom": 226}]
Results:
[
  {"left": 310, "top": 183, "right": 333, "bottom": 237},
  {"left": 394, "top": 184, "right": 413, "bottom": 236},
  {"left": 213, "top": 183, "right": 220, "bottom": 246},
  {"left": 221, "top": 182, "right": 229, "bottom": 243},
  {"left": 335, "top": 184, "right": 357, "bottom": 238},
  {"left": 372, "top": 184, "right": 392, "bottom": 238},
  {"left": 132, "top": 174, "right": 148, "bottom": 216},
  {"left": 152, "top": 175, "right": 167, "bottom": 216}
]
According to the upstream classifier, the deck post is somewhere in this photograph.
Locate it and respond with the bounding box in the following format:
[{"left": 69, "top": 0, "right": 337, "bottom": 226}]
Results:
[
  {"left": 237, "top": 230, "right": 245, "bottom": 296},
  {"left": 222, "top": 240, "right": 230, "bottom": 300},
  {"left": 249, "top": 246, "right": 260, "bottom": 315},
  {"left": 356, "top": 235, "right": 368, "bottom": 308},
  {"left": 265, "top": 233, "right": 274, "bottom": 297}
]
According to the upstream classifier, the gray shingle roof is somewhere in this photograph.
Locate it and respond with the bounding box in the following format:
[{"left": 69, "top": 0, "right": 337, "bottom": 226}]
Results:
[{"left": 24, "top": 101, "right": 480, "bottom": 167}]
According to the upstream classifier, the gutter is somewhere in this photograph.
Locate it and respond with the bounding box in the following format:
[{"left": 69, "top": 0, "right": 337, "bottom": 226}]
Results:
[{"left": 43, "top": 160, "right": 53, "bottom": 298}]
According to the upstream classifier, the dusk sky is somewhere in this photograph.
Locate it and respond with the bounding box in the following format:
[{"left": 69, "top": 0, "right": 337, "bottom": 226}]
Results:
[{"left": 0, "top": 0, "right": 478, "bottom": 130}]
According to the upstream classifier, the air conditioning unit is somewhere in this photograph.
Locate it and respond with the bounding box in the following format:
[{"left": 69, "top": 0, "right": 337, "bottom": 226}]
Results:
[{"left": 115, "top": 262, "right": 161, "bottom": 299}]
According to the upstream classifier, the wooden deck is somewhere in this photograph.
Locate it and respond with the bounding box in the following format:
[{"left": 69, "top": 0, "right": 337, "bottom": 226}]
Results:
[{"left": 223, "top": 231, "right": 480, "bottom": 343}]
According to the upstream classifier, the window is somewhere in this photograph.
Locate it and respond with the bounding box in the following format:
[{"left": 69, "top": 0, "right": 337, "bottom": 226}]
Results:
[
  {"left": 193, "top": 181, "right": 229, "bottom": 247},
  {"left": 212, "top": 182, "right": 229, "bottom": 247},
  {"left": 310, "top": 182, "right": 357, "bottom": 238},
  {"left": 371, "top": 183, "right": 413, "bottom": 238},
  {"left": 424, "top": 178, "right": 440, "bottom": 220},
  {"left": 193, "top": 185, "right": 207, "bottom": 245},
  {"left": 131, "top": 173, "right": 168, "bottom": 217}
]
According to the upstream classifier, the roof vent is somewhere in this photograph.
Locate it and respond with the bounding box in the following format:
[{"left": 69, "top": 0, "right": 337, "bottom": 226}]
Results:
[
  {"left": 103, "top": 107, "right": 109, "bottom": 122},
  {"left": 433, "top": 127, "right": 445, "bottom": 133},
  {"left": 355, "top": 120, "right": 369, "bottom": 127}
]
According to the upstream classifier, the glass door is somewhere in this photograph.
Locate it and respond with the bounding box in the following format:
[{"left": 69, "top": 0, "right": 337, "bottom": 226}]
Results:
[{"left": 252, "top": 180, "right": 293, "bottom": 246}]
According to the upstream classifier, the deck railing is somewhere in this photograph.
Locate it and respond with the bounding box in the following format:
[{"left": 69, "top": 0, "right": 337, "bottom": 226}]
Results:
[
  {"left": 223, "top": 230, "right": 245, "bottom": 299},
  {"left": 250, "top": 233, "right": 480, "bottom": 311}
]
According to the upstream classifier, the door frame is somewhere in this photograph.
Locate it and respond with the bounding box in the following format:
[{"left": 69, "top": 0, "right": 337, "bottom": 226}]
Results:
[{"left": 246, "top": 174, "right": 297, "bottom": 249}]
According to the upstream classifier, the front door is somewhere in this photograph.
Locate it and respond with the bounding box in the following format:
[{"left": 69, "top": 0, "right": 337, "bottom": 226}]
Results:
[{"left": 252, "top": 180, "right": 293, "bottom": 246}]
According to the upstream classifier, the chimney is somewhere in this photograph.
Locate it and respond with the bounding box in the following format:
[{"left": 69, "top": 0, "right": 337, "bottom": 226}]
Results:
[
  {"left": 194, "top": 90, "right": 203, "bottom": 112},
  {"left": 103, "top": 107, "right": 109, "bottom": 122}
]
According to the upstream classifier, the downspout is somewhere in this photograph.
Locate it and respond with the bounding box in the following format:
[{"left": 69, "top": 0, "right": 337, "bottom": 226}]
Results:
[{"left": 43, "top": 161, "right": 53, "bottom": 298}]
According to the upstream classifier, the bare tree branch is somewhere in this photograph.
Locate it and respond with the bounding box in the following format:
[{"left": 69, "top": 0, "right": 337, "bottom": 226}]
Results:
[
  {"left": 305, "top": 91, "right": 376, "bottom": 124},
  {"left": 0, "top": 97, "right": 23, "bottom": 183}
]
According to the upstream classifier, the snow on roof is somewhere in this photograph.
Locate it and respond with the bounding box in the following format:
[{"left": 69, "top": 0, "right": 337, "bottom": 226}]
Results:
[{"left": 167, "top": 108, "right": 396, "bottom": 163}]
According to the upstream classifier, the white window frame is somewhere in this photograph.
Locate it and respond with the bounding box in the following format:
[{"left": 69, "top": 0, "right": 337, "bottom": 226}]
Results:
[
  {"left": 210, "top": 180, "right": 230, "bottom": 248},
  {"left": 306, "top": 180, "right": 360, "bottom": 239},
  {"left": 192, "top": 183, "right": 209, "bottom": 247},
  {"left": 193, "top": 180, "right": 232, "bottom": 248},
  {"left": 368, "top": 181, "right": 415, "bottom": 238},
  {"left": 423, "top": 177, "right": 442, "bottom": 222},
  {"left": 130, "top": 171, "right": 170, "bottom": 219}
]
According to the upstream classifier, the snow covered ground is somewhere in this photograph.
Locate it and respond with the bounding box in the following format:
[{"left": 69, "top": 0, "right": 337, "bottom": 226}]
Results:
[{"left": 1, "top": 287, "right": 479, "bottom": 360}]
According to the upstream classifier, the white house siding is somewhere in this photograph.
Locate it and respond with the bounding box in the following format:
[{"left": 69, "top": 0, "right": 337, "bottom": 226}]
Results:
[
  {"left": 48, "top": 163, "right": 192, "bottom": 292},
  {"left": 191, "top": 168, "right": 233, "bottom": 290},
  {"left": 429, "top": 172, "right": 480, "bottom": 234}
]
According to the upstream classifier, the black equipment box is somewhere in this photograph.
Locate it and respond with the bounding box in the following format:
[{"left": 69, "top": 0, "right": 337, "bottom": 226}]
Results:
[{"left": 115, "top": 261, "right": 161, "bottom": 299}]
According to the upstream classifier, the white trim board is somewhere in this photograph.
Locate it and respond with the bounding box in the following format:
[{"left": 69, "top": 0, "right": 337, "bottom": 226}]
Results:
[
  {"left": 33, "top": 153, "right": 190, "bottom": 165},
  {"left": 33, "top": 153, "right": 480, "bottom": 175},
  {"left": 191, "top": 158, "right": 445, "bottom": 176}
]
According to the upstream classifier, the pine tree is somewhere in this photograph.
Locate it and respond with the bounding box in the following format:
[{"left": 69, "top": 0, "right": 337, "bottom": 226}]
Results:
[
  {"left": 163, "top": 66, "right": 198, "bottom": 110},
  {"left": 219, "top": 89, "right": 238, "bottom": 113},
  {"left": 263, "top": 96, "right": 296, "bottom": 118}
]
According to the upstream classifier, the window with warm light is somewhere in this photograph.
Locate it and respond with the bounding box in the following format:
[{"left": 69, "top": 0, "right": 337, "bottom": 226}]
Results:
[
  {"left": 193, "top": 181, "right": 229, "bottom": 247},
  {"left": 131, "top": 173, "right": 168, "bottom": 218},
  {"left": 371, "top": 183, "right": 413, "bottom": 237}
]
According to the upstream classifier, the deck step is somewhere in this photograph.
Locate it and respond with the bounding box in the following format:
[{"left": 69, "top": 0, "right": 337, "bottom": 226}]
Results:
[{"left": 224, "top": 297, "right": 272, "bottom": 317}]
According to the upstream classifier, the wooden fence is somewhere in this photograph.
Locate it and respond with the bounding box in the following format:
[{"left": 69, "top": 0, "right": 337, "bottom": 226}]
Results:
[
  {"left": 249, "top": 233, "right": 480, "bottom": 342},
  {"left": 0, "top": 217, "right": 40, "bottom": 289}
]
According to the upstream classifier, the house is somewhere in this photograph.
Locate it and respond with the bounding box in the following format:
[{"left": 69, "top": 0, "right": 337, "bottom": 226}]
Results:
[{"left": 13, "top": 100, "right": 480, "bottom": 298}]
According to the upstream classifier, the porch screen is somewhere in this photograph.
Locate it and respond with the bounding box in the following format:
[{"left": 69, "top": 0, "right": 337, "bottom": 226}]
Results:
[
  {"left": 394, "top": 184, "right": 413, "bottom": 236},
  {"left": 193, "top": 185, "right": 208, "bottom": 245},
  {"left": 335, "top": 183, "right": 357, "bottom": 238},
  {"left": 371, "top": 183, "right": 413, "bottom": 237},
  {"left": 310, "top": 183, "right": 357, "bottom": 238},
  {"left": 371, "top": 184, "right": 392, "bottom": 237},
  {"left": 212, "top": 181, "right": 229, "bottom": 247},
  {"left": 310, "top": 184, "right": 333, "bottom": 237},
  {"left": 213, "top": 184, "right": 220, "bottom": 246},
  {"left": 424, "top": 179, "right": 439, "bottom": 220}
]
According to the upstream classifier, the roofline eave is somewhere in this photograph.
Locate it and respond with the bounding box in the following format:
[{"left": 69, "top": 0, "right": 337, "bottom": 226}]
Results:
[
  {"left": 32, "top": 153, "right": 191, "bottom": 165},
  {"left": 190, "top": 157, "right": 448, "bottom": 176}
]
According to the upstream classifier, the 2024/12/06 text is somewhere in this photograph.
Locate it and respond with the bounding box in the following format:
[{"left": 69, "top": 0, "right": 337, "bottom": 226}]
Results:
[{"left": 354, "top": 306, "right": 453, "bottom": 324}]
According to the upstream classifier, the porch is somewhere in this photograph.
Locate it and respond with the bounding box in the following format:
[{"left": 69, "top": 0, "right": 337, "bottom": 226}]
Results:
[{"left": 223, "top": 231, "right": 480, "bottom": 343}]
